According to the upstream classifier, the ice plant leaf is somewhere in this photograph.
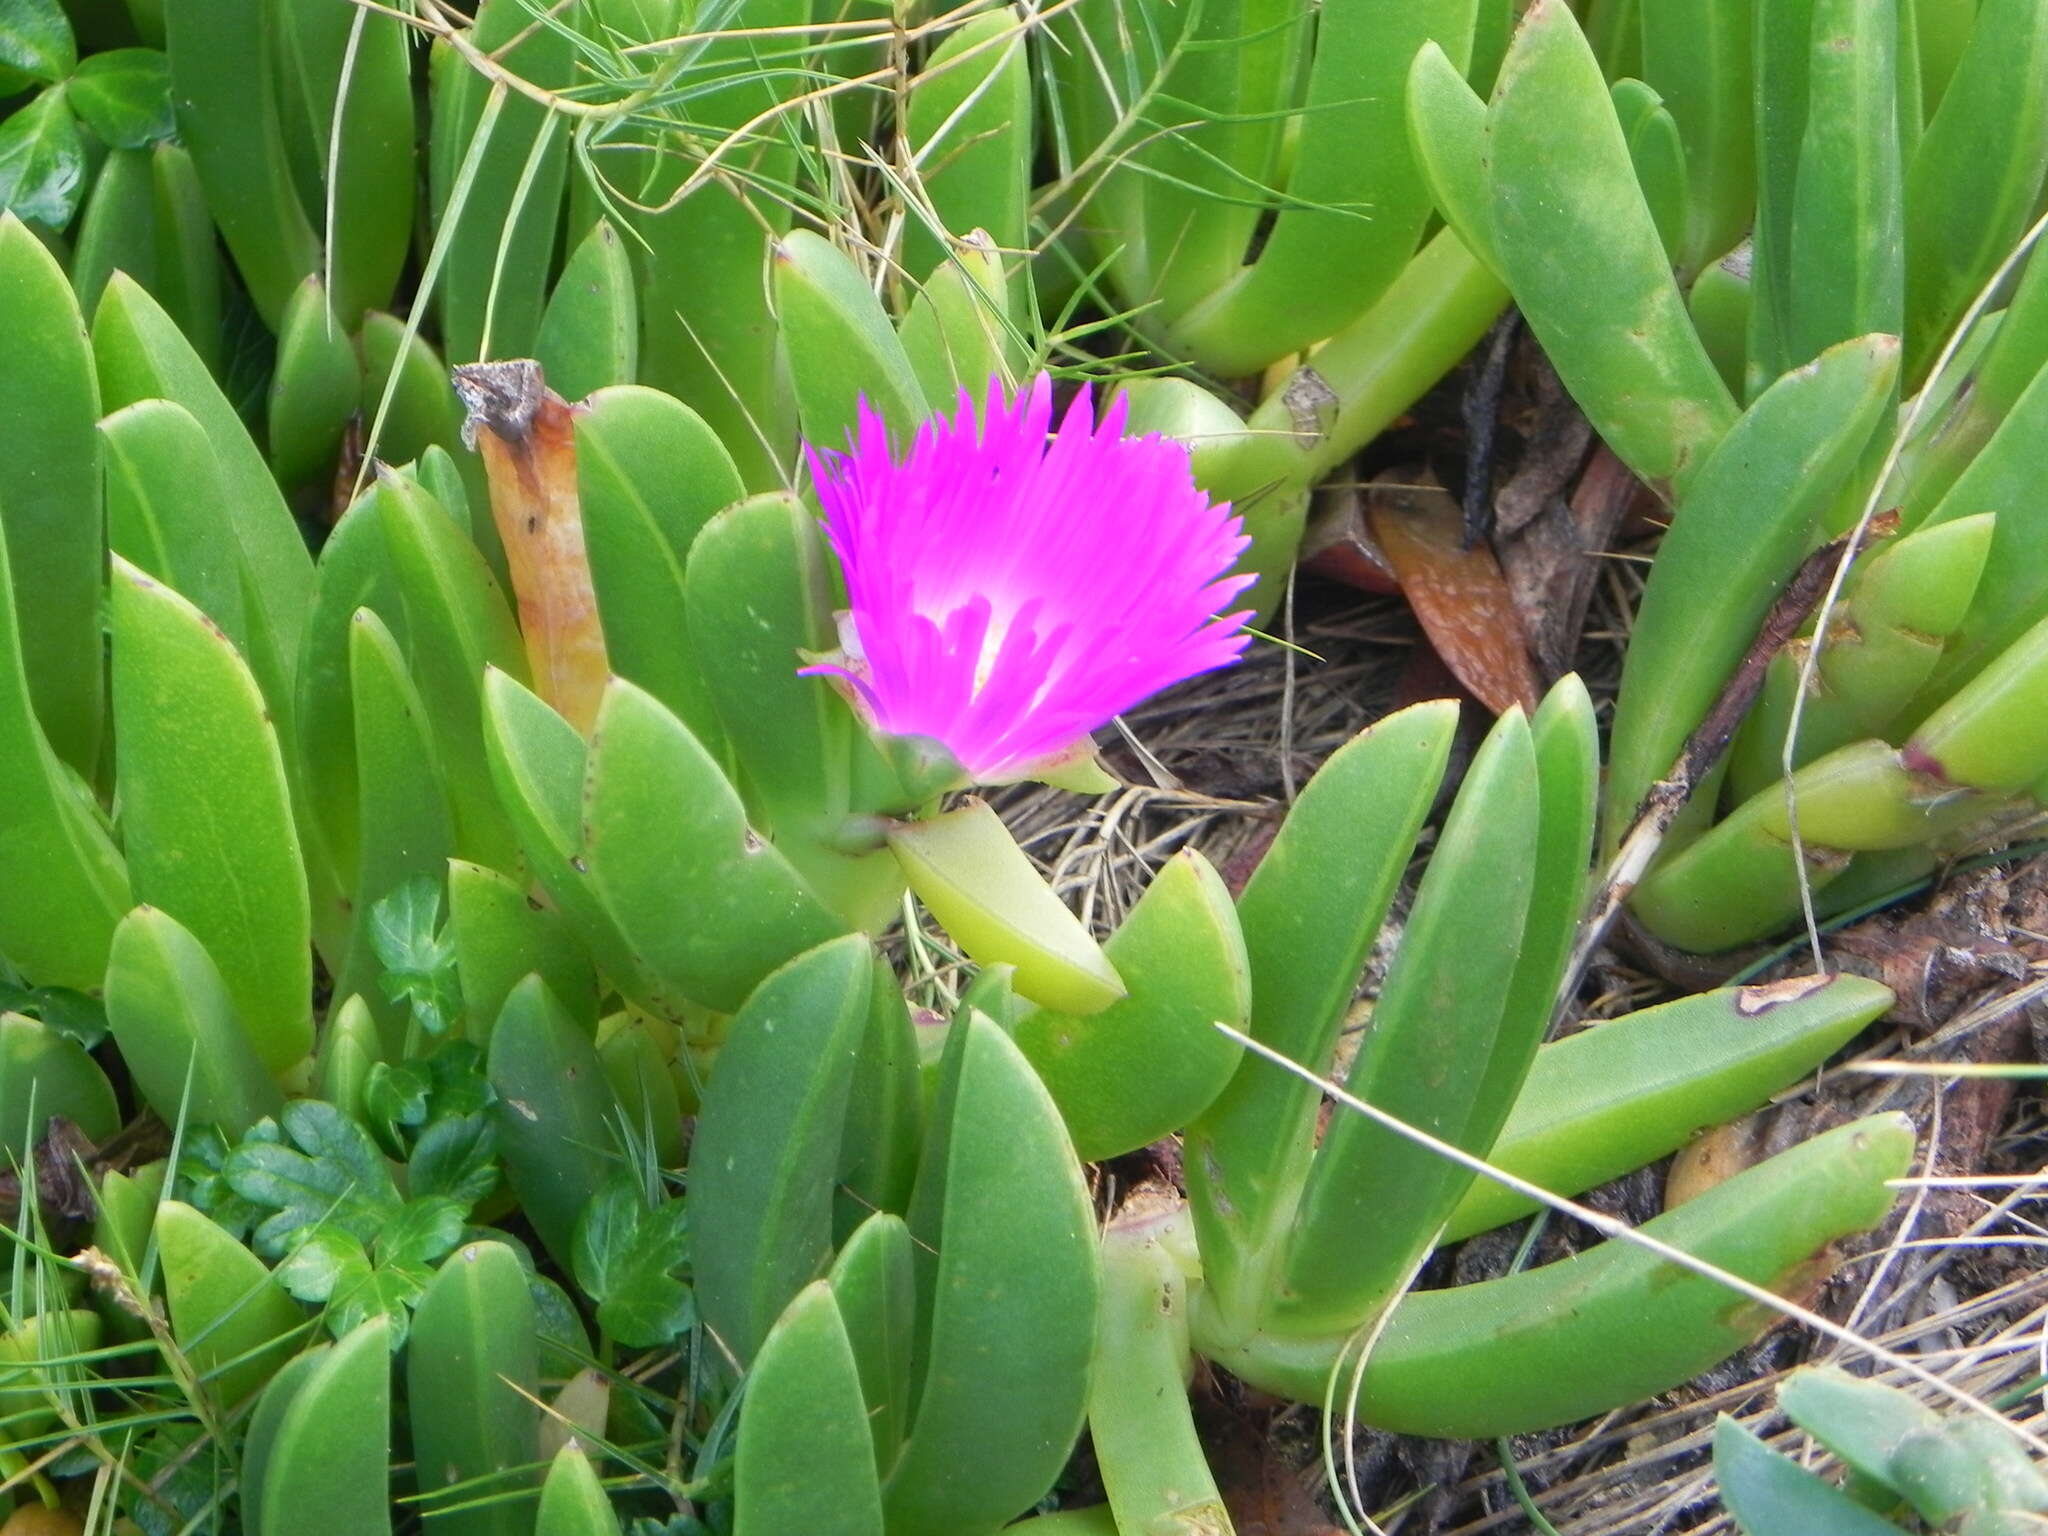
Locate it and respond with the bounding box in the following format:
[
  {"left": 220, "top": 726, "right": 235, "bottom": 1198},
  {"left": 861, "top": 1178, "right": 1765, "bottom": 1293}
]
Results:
[
  {"left": 887, "top": 799, "right": 1124, "bottom": 1015},
  {"left": 804, "top": 374, "right": 1253, "bottom": 785}
]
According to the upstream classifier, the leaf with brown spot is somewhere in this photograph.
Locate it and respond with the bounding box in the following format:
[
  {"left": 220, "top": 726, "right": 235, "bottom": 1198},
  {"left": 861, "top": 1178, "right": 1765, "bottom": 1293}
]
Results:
[
  {"left": 454, "top": 359, "right": 610, "bottom": 735},
  {"left": 1299, "top": 491, "right": 1400, "bottom": 595},
  {"left": 1365, "top": 475, "right": 1544, "bottom": 717}
]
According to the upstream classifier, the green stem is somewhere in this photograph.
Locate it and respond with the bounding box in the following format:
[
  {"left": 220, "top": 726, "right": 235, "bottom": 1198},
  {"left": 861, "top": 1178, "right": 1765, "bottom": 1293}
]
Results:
[
  {"left": 1091, "top": 1198, "right": 1228, "bottom": 1536},
  {"left": 1205, "top": 229, "right": 1507, "bottom": 615}
]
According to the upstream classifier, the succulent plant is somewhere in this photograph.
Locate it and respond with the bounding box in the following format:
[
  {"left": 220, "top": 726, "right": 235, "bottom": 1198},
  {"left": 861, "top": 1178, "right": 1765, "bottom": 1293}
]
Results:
[{"left": 3, "top": 0, "right": 2032, "bottom": 1530}]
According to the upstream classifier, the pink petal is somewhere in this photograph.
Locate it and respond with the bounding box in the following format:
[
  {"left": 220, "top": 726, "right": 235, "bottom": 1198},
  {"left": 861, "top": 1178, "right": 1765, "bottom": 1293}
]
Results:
[{"left": 803, "top": 375, "right": 1252, "bottom": 782}]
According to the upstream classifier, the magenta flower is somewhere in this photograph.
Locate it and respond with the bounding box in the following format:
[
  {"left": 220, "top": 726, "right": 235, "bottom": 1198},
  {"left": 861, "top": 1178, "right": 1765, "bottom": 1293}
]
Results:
[{"left": 802, "top": 375, "right": 1254, "bottom": 785}]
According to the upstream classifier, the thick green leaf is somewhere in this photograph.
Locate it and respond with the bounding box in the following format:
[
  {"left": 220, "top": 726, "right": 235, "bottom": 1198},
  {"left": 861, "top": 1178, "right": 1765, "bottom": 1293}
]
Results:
[
  {"left": 294, "top": 483, "right": 404, "bottom": 951},
  {"left": 375, "top": 468, "right": 525, "bottom": 873},
  {"left": 536, "top": 1444, "right": 621, "bottom": 1536},
  {"left": 902, "top": 9, "right": 1030, "bottom": 284},
  {"left": 1444, "top": 974, "right": 1893, "bottom": 1239},
  {"left": 94, "top": 273, "right": 313, "bottom": 699},
  {"left": 734, "top": 1282, "right": 884, "bottom": 1536},
  {"left": 1184, "top": 702, "right": 1456, "bottom": 1343},
  {"left": 427, "top": 0, "right": 572, "bottom": 362},
  {"left": 145, "top": 143, "right": 221, "bottom": 370},
  {"left": 1749, "top": 0, "right": 1817, "bottom": 390},
  {"left": 1604, "top": 334, "right": 1899, "bottom": 848},
  {"left": 157, "top": 1198, "right": 307, "bottom": 1409},
  {"left": 1488, "top": 0, "right": 1737, "bottom": 491},
  {"left": 581, "top": 678, "right": 848, "bottom": 1014},
  {"left": 72, "top": 142, "right": 155, "bottom": 319},
  {"left": 1729, "top": 512, "right": 1993, "bottom": 799},
  {"left": 409, "top": 1240, "right": 540, "bottom": 1536},
  {"left": 1903, "top": 0, "right": 2048, "bottom": 378},
  {"left": 889, "top": 800, "right": 1124, "bottom": 1016},
  {"left": 1614, "top": 80, "right": 1688, "bottom": 259},
  {"left": 358, "top": 316, "right": 494, "bottom": 558},
  {"left": 623, "top": 57, "right": 801, "bottom": 491},
  {"left": 487, "top": 975, "right": 618, "bottom": 1271},
  {"left": 1471, "top": 676, "right": 1599, "bottom": 1127},
  {"left": 0, "top": 462, "right": 125, "bottom": 997},
  {"left": 1908, "top": 359, "right": 2048, "bottom": 717},
  {"left": 884, "top": 1014, "right": 1098, "bottom": 1536},
  {"left": 575, "top": 383, "right": 744, "bottom": 758},
  {"left": 1714, "top": 1416, "right": 1906, "bottom": 1536},
  {"left": 1212, "top": 1113, "right": 1912, "bottom": 1435},
  {"left": 1164, "top": 0, "right": 1480, "bottom": 372},
  {"left": 684, "top": 492, "right": 904, "bottom": 930},
  {"left": 1639, "top": 0, "right": 1753, "bottom": 273},
  {"left": 835, "top": 959, "right": 922, "bottom": 1239},
  {"left": 479, "top": 670, "right": 660, "bottom": 1005},
  {"left": 1404, "top": 40, "right": 1502, "bottom": 277},
  {"left": 1277, "top": 708, "right": 1539, "bottom": 1334},
  {"left": 102, "top": 398, "right": 246, "bottom": 648},
  {"left": 1786, "top": 0, "right": 1903, "bottom": 369},
  {"left": 1630, "top": 740, "right": 1986, "bottom": 950},
  {"left": 275, "top": 0, "right": 412, "bottom": 323},
  {"left": 897, "top": 233, "right": 1020, "bottom": 402},
  {"left": 163, "top": 0, "right": 318, "bottom": 326},
  {"left": 595, "top": 1012, "right": 684, "bottom": 1166},
  {"left": 1013, "top": 850, "right": 1247, "bottom": 1159},
  {"left": 448, "top": 859, "right": 597, "bottom": 1044},
  {"left": 1910, "top": 606, "right": 2048, "bottom": 792},
  {"left": 111, "top": 557, "right": 312, "bottom": 1074},
  {"left": 0, "top": 214, "right": 100, "bottom": 775},
  {"left": 0, "top": 1012, "right": 117, "bottom": 1156},
  {"left": 331, "top": 613, "right": 456, "bottom": 1054},
  {"left": 691, "top": 936, "right": 872, "bottom": 1365},
  {"left": 256, "top": 1316, "right": 392, "bottom": 1536},
  {"left": 267, "top": 275, "right": 361, "bottom": 492},
  {"left": 827, "top": 1211, "right": 915, "bottom": 1467},
  {"left": 105, "top": 906, "right": 280, "bottom": 1135},
  {"left": 314, "top": 993, "right": 379, "bottom": 1126},
  {"left": 1092, "top": 1211, "right": 1226, "bottom": 1536},
  {"left": 773, "top": 229, "right": 928, "bottom": 450},
  {"left": 242, "top": 1348, "right": 327, "bottom": 1536},
  {"left": 1778, "top": 1364, "right": 1941, "bottom": 1488},
  {"left": 536, "top": 220, "right": 638, "bottom": 401}
]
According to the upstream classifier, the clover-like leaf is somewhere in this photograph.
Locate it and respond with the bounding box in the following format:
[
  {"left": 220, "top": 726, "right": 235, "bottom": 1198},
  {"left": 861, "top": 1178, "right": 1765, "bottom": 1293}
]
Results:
[
  {"left": 571, "top": 1174, "right": 694, "bottom": 1349},
  {"left": 0, "top": 0, "right": 73, "bottom": 83},
  {"left": 223, "top": 1100, "right": 401, "bottom": 1257},
  {"left": 273, "top": 1198, "right": 467, "bottom": 1350},
  {"left": 422, "top": 1040, "right": 494, "bottom": 1119},
  {"left": 382, "top": 1195, "right": 467, "bottom": 1271},
  {"left": 0, "top": 87, "right": 85, "bottom": 228},
  {"left": 408, "top": 1113, "right": 500, "bottom": 1207},
  {"left": 364, "top": 1059, "right": 432, "bottom": 1154},
  {"left": 173, "top": 1124, "right": 268, "bottom": 1240},
  {"left": 274, "top": 1225, "right": 371, "bottom": 1307},
  {"left": 329, "top": 1259, "right": 428, "bottom": 1349},
  {"left": 0, "top": 978, "right": 107, "bottom": 1049},
  {"left": 66, "top": 49, "right": 172, "bottom": 148},
  {"left": 370, "top": 875, "right": 464, "bottom": 1040},
  {"left": 126, "top": 1426, "right": 220, "bottom": 1536}
]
